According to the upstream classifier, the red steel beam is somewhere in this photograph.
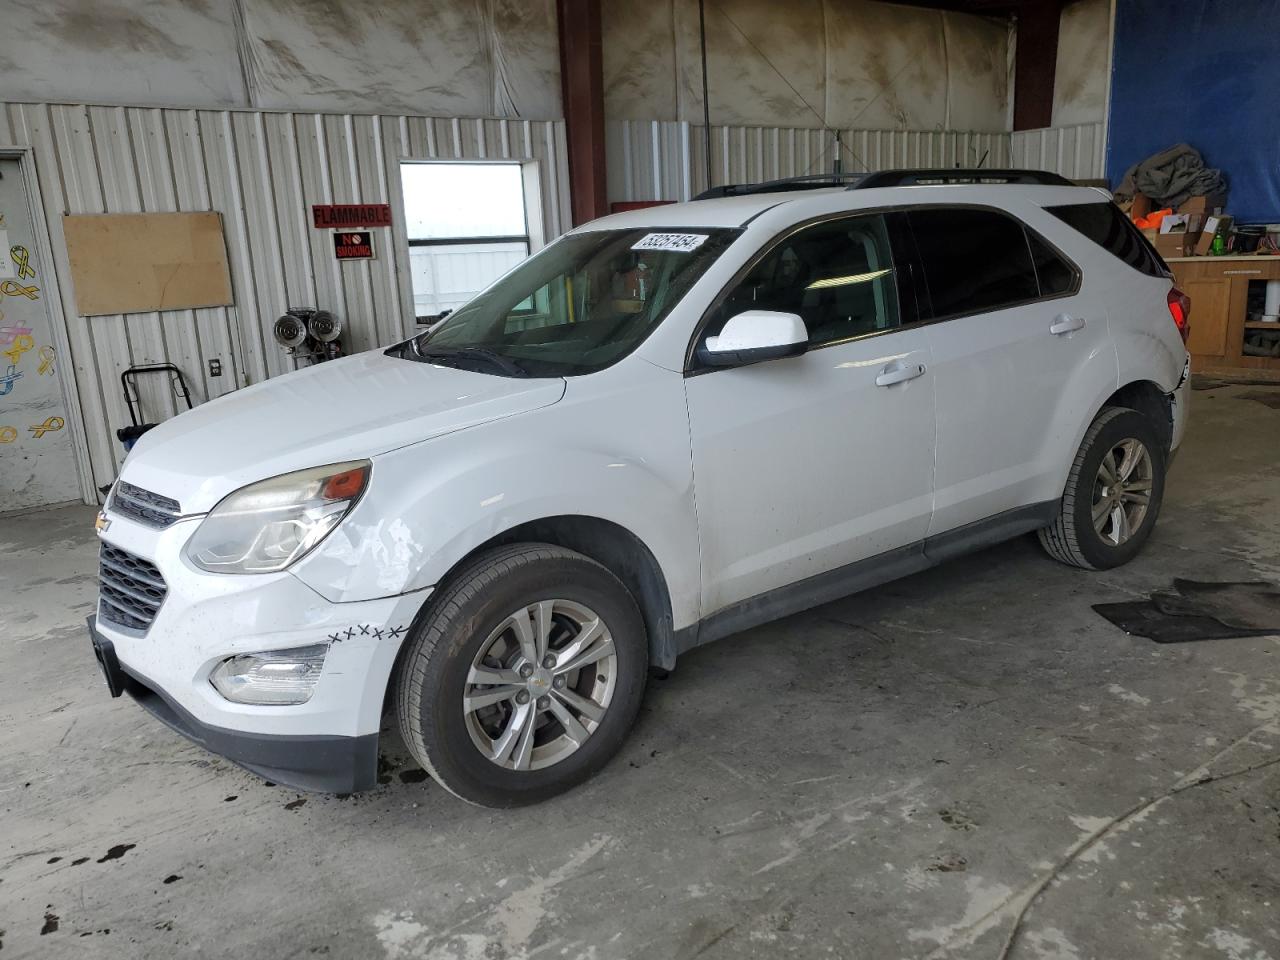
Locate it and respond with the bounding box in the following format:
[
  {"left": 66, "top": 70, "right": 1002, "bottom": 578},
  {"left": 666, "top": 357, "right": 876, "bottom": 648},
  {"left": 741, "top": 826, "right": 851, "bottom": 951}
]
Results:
[
  {"left": 556, "top": 0, "right": 608, "bottom": 225},
  {"left": 1013, "top": 0, "right": 1061, "bottom": 131}
]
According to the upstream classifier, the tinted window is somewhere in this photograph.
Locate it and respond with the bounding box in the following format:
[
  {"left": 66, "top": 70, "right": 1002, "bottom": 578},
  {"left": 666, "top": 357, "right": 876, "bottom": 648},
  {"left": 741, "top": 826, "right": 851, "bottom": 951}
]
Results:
[
  {"left": 1026, "top": 229, "right": 1077, "bottom": 296},
  {"left": 908, "top": 208, "right": 1040, "bottom": 318},
  {"left": 704, "top": 214, "right": 900, "bottom": 348},
  {"left": 1047, "top": 201, "right": 1167, "bottom": 278}
]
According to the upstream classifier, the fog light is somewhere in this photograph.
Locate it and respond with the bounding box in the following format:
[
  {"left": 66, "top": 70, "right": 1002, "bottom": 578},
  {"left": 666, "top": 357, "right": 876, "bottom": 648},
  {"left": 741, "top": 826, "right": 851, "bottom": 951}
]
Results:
[{"left": 209, "top": 644, "right": 328, "bottom": 705}]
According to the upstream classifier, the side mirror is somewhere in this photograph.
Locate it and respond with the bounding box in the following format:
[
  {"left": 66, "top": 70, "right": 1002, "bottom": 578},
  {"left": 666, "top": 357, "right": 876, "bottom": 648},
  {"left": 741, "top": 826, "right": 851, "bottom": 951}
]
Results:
[{"left": 702, "top": 310, "right": 808, "bottom": 367}]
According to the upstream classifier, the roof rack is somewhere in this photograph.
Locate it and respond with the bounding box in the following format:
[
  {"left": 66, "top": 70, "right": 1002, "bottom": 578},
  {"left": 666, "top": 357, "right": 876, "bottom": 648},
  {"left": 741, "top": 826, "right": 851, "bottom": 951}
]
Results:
[
  {"left": 692, "top": 172, "right": 866, "bottom": 201},
  {"left": 689, "top": 168, "right": 1075, "bottom": 202},
  {"left": 850, "top": 168, "right": 1074, "bottom": 189}
]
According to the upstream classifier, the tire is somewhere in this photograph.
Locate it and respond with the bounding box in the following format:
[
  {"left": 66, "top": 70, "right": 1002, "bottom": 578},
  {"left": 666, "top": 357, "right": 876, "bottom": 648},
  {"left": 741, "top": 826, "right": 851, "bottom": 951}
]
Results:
[
  {"left": 1038, "top": 406, "right": 1167, "bottom": 570},
  {"left": 396, "top": 542, "right": 647, "bottom": 807}
]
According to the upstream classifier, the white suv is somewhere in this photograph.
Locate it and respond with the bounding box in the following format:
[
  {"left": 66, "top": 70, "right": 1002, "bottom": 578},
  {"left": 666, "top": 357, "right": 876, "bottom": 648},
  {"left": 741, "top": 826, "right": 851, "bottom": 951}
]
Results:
[{"left": 90, "top": 170, "right": 1191, "bottom": 806}]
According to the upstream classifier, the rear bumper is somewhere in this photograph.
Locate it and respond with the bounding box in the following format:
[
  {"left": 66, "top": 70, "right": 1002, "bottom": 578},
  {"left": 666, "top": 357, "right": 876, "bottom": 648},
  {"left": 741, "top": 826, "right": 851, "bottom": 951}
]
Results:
[
  {"left": 90, "top": 617, "right": 378, "bottom": 793},
  {"left": 1169, "top": 354, "right": 1191, "bottom": 455}
]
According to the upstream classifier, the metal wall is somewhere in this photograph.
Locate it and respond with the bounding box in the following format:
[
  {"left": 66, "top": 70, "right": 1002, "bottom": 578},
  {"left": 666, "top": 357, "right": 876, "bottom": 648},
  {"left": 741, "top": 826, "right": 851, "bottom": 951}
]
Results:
[
  {"left": 1052, "top": 0, "right": 1112, "bottom": 128},
  {"left": 0, "top": 0, "right": 562, "bottom": 121},
  {"left": 0, "top": 101, "right": 569, "bottom": 498},
  {"left": 1009, "top": 122, "right": 1107, "bottom": 181},
  {"left": 607, "top": 121, "right": 1013, "bottom": 203},
  {"left": 603, "top": 0, "right": 1010, "bottom": 131},
  {"left": 408, "top": 242, "right": 530, "bottom": 318}
]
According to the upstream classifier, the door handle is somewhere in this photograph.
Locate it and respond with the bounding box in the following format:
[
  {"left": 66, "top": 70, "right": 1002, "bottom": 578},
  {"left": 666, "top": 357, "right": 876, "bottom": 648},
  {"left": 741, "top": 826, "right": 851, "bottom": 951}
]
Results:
[
  {"left": 1050, "top": 314, "right": 1086, "bottom": 336},
  {"left": 875, "top": 361, "right": 927, "bottom": 387}
]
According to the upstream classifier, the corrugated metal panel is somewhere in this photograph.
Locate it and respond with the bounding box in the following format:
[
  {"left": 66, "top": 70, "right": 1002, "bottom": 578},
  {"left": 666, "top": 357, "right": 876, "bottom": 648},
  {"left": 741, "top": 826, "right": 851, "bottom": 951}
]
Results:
[
  {"left": 1009, "top": 123, "right": 1106, "bottom": 181},
  {"left": 606, "top": 121, "right": 1015, "bottom": 203},
  {"left": 0, "top": 101, "right": 570, "bottom": 497},
  {"left": 409, "top": 242, "right": 528, "bottom": 316}
]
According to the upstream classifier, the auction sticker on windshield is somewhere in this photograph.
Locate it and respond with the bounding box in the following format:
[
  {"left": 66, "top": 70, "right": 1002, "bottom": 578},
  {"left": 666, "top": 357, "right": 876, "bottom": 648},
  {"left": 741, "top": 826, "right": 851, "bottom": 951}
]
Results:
[{"left": 631, "top": 233, "right": 709, "bottom": 253}]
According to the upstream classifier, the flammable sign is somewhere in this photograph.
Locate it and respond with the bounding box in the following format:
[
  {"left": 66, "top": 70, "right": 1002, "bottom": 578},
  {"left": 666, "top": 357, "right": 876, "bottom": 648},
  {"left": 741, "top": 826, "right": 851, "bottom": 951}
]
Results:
[{"left": 333, "top": 230, "right": 375, "bottom": 260}]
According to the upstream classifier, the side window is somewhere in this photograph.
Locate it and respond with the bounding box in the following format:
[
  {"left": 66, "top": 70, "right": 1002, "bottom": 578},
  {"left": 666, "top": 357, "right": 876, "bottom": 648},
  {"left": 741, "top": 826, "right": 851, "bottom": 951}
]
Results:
[
  {"left": 1046, "top": 201, "right": 1168, "bottom": 278},
  {"left": 907, "top": 208, "right": 1040, "bottom": 318},
  {"left": 705, "top": 214, "right": 901, "bottom": 348},
  {"left": 1026, "top": 229, "right": 1077, "bottom": 297}
]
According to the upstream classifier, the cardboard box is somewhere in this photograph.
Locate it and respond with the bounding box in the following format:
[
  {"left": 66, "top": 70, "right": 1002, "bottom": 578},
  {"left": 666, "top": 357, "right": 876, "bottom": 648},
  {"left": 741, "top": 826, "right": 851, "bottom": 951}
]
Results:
[
  {"left": 1159, "top": 212, "right": 1203, "bottom": 235},
  {"left": 1194, "top": 214, "right": 1234, "bottom": 256},
  {"left": 1130, "top": 192, "right": 1154, "bottom": 220},
  {"left": 1178, "top": 193, "right": 1227, "bottom": 218},
  {"left": 1155, "top": 231, "right": 1197, "bottom": 259}
]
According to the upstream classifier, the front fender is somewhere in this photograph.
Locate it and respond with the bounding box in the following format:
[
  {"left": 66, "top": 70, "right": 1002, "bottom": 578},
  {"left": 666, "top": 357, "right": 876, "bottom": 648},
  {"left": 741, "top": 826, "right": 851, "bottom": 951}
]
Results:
[{"left": 290, "top": 363, "right": 702, "bottom": 631}]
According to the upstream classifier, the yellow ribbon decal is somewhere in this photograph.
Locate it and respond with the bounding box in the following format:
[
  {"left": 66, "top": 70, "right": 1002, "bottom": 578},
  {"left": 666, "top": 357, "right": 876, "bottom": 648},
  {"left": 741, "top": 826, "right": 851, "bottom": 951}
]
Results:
[
  {"left": 29, "top": 415, "right": 65, "bottom": 438},
  {"left": 38, "top": 345, "right": 55, "bottom": 375},
  {"left": 10, "top": 246, "right": 35, "bottom": 280},
  {"left": 0, "top": 280, "right": 40, "bottom": 300},
  {"left": 3, "top": 333, "right": 33, "bottom": 366},
  {"left": 0, "top": 425, "right": 17, "bottom": 443}
]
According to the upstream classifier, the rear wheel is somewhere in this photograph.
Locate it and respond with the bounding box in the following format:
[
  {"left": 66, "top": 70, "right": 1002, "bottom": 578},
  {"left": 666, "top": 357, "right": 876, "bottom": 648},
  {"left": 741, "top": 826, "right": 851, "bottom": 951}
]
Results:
[
  {"left": 1039, "top": 406, "right": 1166, "bottom": 570},
  {"left": 396, "top": 543, "right": 647, "bottom": 806}
]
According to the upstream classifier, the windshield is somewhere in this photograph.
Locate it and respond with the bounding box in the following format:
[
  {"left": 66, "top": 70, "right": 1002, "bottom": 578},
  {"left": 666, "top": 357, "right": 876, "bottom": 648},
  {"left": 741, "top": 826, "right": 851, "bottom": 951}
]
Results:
[{"left": 396, "top": 227, "right": 739, "bottom": 377}]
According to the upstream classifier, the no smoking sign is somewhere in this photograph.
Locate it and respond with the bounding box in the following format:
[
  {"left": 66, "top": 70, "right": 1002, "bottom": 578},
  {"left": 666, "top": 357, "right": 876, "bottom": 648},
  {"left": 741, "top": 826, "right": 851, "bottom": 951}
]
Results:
[{"left": 333, "top": 231, "right": 375, "bottom": 260}]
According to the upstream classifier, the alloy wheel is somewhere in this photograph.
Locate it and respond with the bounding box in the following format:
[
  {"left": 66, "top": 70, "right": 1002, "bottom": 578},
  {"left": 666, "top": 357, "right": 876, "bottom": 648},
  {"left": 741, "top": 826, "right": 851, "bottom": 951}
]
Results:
[
  {"left": 463, "top": 599, "right": 617, "bottom": 771},
  {"left": 1091, "top": 437, "right": 1153, "bottom": 546}
]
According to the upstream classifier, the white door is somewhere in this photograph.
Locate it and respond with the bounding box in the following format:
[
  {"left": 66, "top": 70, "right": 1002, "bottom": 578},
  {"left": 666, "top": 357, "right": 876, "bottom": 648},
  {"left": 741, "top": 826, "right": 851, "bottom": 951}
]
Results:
[
  {"left": 0, "top": 157, "right": 80, "bottom": 509},
  {"left": 904, "top": 205, "right": 1115, "bottom": 534},
  {"left": 685, "top": 213, "right": 936, "bottom": 616}
]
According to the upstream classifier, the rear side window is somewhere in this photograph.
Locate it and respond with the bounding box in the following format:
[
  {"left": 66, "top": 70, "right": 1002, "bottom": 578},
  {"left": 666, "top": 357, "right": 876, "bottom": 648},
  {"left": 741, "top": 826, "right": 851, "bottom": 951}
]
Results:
[
  {"left": 1026, "top": 229, "right": 1077, "bottom": 297},
  {"left": 907, "top": 208, "right": 1039, "bottom": 318},
  {"left": 1046, "top": 201, "right": 1167, "bottom": 278}
]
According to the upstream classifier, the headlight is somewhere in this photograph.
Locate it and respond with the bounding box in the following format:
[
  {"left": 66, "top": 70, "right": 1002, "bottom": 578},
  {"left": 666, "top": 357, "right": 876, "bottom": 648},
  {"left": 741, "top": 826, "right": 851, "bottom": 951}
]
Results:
[
  {"left": 210, "top": 644, "right": 328, "bottom": 705},
  {"left": 185, "top": 461, "right": 370, "bottom": 574}
]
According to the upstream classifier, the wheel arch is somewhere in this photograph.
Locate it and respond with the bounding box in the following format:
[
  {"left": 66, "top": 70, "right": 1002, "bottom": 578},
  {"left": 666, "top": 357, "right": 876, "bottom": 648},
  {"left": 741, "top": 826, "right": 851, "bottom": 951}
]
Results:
[
  {"left": 380, "top": 513, "right": 678, "bottom": 722},
  {"left": 1103, "top": 379, "right": 1174, "bottom": 453}
]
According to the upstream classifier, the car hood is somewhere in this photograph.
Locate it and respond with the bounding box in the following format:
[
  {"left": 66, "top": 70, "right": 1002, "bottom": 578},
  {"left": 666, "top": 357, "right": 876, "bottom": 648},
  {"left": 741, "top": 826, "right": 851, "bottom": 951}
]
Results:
[{"left": 120, "top": 349, "right": 566, "bottom": 513}]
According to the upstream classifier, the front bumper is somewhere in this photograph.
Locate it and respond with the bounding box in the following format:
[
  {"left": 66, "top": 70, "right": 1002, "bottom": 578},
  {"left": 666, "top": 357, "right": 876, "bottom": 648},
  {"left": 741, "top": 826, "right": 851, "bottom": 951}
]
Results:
[
  {"left": 90, "top": 617, "right": 378, "bottom": 792},
  {"left": 91, "top": 508, "right": 432, "bottom": 792}
]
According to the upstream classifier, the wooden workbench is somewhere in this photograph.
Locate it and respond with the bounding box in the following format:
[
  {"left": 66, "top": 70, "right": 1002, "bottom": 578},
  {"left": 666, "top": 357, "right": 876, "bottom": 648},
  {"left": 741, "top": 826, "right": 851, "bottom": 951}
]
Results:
[{"left": 1166, "top": 255, "right": 1280, "bottom": 381}]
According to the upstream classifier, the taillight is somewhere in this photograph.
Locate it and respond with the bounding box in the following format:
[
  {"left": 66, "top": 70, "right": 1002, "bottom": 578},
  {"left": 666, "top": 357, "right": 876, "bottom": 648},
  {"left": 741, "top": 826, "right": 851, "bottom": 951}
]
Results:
[{"left": 1167, "top": 286, "right": 1191, "bottom": 344}]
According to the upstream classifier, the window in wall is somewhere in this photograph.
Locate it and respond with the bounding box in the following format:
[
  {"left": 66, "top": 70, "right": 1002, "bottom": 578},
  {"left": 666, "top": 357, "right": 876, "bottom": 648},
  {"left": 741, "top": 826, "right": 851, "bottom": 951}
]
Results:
[
  {"left": 907, "top": 208, "right": 1040, "bottom": 318},
  {"left": 1046, "top": 201, "right": 1168, "bottom": 278},
  {"left": 705, "top": 214, "right": 901, "bottom": 349},
  {"left": 401, "top": 162, "right": 533, "bottom": 323}
]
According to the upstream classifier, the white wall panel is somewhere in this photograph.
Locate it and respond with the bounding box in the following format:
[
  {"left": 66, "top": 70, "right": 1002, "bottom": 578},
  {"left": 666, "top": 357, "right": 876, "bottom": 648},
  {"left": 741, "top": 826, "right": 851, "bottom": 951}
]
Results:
[
  {"left": 603, "top": 0, "right": 1010, "bottom": 131},
  {"left": 0, "top": 0, "right": 561, "bottom": 121},
  {"left": 607, "top": 121, "right": 1013, "bottom": 204},
  {"left": 1010, "top": 123, "right": 1107, "bottom": 181},
  {"left": 409, "top": 243, "right": 528, "bottom": 317},
  {"left": 0, "top": 102, "right": 570, "bottom": 497},
  {"left": 1053, "top": 0, "right": 1112, "bottom": 128}
]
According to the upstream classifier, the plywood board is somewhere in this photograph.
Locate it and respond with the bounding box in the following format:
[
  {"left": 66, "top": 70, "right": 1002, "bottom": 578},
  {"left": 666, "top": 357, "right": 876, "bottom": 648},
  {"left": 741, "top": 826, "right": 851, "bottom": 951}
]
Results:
[{"left": 62, "top": 212, "right": 233, "bottom": 316}]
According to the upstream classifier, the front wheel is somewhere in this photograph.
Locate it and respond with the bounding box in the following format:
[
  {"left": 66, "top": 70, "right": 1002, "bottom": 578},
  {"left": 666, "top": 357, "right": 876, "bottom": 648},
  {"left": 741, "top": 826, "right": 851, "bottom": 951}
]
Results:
[
  {"left": 1039, "top": 406, "right": 1167, "bottom": 570},
  {"left": 396, "top": 543, "right": 647, "bottom": 806}
]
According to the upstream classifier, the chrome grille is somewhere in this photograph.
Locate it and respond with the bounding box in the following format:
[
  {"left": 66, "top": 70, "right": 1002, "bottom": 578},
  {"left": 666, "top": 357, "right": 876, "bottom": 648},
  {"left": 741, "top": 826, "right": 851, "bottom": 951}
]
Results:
[
  {"left": 99, "top": 543, "right": 167, "bottom": 632},
  {"left": 110, "top": 480, "right": 182, "bottom": 528}
]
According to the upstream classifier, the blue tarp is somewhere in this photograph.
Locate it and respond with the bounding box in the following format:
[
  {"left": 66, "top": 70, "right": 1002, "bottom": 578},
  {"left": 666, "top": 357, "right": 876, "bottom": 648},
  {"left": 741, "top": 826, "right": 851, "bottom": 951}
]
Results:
[{"left": 1107, "top": 0, "right": 1280, "bottom": 224}]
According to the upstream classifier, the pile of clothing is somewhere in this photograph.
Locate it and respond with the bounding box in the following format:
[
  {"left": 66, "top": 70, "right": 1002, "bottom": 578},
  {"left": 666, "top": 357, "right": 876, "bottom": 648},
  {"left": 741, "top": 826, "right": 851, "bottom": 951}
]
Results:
[{"left": 1114, "top": 143, "right": 1228, "bottom": 211}]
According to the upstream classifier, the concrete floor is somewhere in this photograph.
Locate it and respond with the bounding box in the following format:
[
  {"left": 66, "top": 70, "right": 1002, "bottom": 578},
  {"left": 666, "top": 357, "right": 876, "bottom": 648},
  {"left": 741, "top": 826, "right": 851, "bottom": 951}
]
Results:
[{"left": 2, "top": 385, "right": 1279, "bottom": 960}]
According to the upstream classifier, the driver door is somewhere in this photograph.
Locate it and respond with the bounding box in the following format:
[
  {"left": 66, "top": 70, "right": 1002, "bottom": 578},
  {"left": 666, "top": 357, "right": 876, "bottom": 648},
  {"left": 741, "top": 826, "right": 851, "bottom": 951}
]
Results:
[{"left": 684, "top": 212, "right": 936, "bottom": 618}]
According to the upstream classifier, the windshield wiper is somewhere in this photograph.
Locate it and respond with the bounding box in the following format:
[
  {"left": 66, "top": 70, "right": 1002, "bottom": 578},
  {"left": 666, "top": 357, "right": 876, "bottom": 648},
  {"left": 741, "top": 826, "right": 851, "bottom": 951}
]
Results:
[{"left": 415, "top": 344, "right": 531, "bottom": 378}]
